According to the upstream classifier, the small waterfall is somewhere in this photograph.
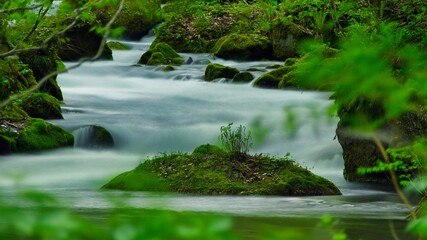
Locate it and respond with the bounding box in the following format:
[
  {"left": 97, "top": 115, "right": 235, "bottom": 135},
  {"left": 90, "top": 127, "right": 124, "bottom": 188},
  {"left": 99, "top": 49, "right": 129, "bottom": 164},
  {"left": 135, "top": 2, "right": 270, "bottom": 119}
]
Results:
[{"left": 73, "top": 125, "right": 114, "bottom": 149}]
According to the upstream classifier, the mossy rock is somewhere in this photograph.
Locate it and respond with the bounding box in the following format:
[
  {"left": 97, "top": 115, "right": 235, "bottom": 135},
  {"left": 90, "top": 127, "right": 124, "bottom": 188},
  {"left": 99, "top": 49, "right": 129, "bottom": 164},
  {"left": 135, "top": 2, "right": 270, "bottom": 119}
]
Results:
[
  {"left": 253, "top": 66, "right": 296, "bottom": 89},
  {"left": 162, "top": 65, "right": 175, "bottom": 72},
  {"left": 0, "top": 118, "right": 74, "bottom": 154},
  {"left": 19, "top": 49, "right": 63, "bottom": 100},
  {"left": 252, "top": 74, "right": 280, "bottom": 89},
  {"left": 284, "top": 58, "right": 298, "bottom": 66},
  {"left": 271, "top": 20, "right": 311, "bottom": 60},
  {"left": 212, "top": 34, "right": 272, "bottom": 61},
  {"left": 138, "top": 42, "right": 183, "bottom": 66},
  {"left": 204, "top": 63, "right": 239, "bottom": 81},
  {"left": 58, "top": 23, "right": 113, "bottom": 61},
  {"left": 0, "top": 57, "right": 38, "bottom": 101},
  {"left": 232, "top": 72, "right": 254, "bottom": 83},
  {"left": 74, "top": 125, "right": 114, "bottom": 149},
  {"left": 20, "top": 93, "right": 63, "bottom": 120},
  {"left": 107, "top": 41, "right": 131, "bottom": 50},
  {"left": 102, "top": 145, "right": 341, "bottom": 196},
  {"left": 93, "top": 0, "right": 163, "bottom": 40}
]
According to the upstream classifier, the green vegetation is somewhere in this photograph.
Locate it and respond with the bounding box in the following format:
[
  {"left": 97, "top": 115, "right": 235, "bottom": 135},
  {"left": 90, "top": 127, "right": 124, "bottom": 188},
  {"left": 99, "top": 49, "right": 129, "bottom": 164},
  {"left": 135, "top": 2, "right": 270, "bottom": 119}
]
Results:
[
  {"left": 103, "top": 124, "right": 340, "bottom": 196},
  {"left": 0, "top": 118, "right": 74, "bottom": 154},
  {"left": 138, "top": 42, "right": 183, "bottom": 66},
  {"left": 107, "top": 41, "right": 130, "bottom": 50},
  {"left": 204, "top": 63, "right": 239, "bottom": 81},
  {"left": 20, "top": 92, "right": 63, "bottom": 119},
  {"left": 211, "top": 33, "right": 272, "bottom": 60},
  {"left": 102, "top": 144, "right": 341, "bottom": 195}
]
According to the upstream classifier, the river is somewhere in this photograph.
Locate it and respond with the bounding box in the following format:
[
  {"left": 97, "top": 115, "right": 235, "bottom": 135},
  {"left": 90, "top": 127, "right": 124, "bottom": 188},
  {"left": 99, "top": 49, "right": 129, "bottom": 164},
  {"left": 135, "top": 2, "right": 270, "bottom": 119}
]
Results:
[{"left": 0, "top": 34, "right": 415, "bottom": 239}]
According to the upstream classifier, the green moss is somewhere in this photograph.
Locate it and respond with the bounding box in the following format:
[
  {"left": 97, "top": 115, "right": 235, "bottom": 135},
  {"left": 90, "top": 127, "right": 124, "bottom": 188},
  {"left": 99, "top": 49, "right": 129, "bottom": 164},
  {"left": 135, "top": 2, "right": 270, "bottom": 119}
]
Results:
[
  {"left": 147, "top": 52, "right": 168, "bottom": 66},
  {"left": 232, "top": 72, "right": 254, "bottom": 83},
  {"left": 0, "top": 57, "right": 38, "bottom": 100},
  {"left": 212, "top": 34, "right": 272, "bottom": 60},
  {"left": 102, "top": 145, "right": 341, "bottom": 196},
  {"left": 107, "top": 41, "right": 131, "bottom": 50},
  {"left": 92, "top": 0, "right": 162, "bottom": 40},
  {"left": 138, "top": 42, "right": 183, "bottom": 66},
  {"left": 284, "top": 58, "right": 298, "bottom": 66},
  {"left": 162, "top": 65, "right": 175, "bottom": 72},
  {"left": 0, "top": 118, "right": 74, "bottom": 154},
  {"left": 252, "top": 74, "right": 280, "bottom": 89},
  {"left": 192, "top": 144, "right": 225, "bottom": 156},
  {"left": 20, "top": 93, "right": 63, "bottom": 120},
  {"left": 204, "top": 63, "right": 239, "bottom": 81},
  {"left": 15, "top": 118, "right": 74, "bottom": 152}
]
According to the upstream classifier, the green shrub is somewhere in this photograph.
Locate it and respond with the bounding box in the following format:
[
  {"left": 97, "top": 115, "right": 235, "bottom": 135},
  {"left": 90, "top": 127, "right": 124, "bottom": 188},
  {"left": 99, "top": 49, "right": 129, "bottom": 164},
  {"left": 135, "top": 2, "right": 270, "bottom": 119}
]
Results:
[{"left": 219, "top": 123, "right": 252, "bottom": 155}]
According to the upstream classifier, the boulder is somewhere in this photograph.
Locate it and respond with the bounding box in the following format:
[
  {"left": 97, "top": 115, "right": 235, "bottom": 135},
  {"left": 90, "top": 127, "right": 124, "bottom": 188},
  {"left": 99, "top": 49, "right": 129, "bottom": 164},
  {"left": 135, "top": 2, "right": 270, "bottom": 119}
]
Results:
[
  {"left": 204, "top": 63, "right": 239, "bottom": 81},
  {"left": 0, "top": 118, "right": 74, "bottom": 154},
  {"left": 138, "top": 42, "right": 183, "bottom": 66},
  {"left": 337, "top": 99, "right": 427, "bottom": 183},
  {"left": 232, "top": 72, "right": 254, "bottom": 83},
  {"left": 19, "top": 49, "right": 63, "bottom": 100},
  {"left": 107, "top": 41, "right": 131, "bottom": 50},
  {"left": 57, "top": 23, "right": 113, "bottom": 61},
  {"left": 20, "top": 93, "right": 63, "bottom": 120},
  {"left": 93, "top": 0, "right": 163, "bottom": 40},
  {"left": 271, "top": 20, "right": 311, "bottom": 60},
  {"left": 253, "top": 66, "right": 294, "bottom": 89},
  {"left": 252, "top": 74, "right": 280, "bottom": 88},
  {"left": 73, "top": 125, "right": 114, "bottom": 149},
  {"left": 212, "top": 34, "right": 272, "bottom": 61}
]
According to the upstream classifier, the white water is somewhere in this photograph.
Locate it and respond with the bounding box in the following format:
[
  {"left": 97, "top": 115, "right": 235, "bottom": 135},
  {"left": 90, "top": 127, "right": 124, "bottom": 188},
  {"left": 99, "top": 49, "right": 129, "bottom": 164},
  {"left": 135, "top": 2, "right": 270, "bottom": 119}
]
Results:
[{"left": 0, "top": 35, "right": 413, "bottom": 239}]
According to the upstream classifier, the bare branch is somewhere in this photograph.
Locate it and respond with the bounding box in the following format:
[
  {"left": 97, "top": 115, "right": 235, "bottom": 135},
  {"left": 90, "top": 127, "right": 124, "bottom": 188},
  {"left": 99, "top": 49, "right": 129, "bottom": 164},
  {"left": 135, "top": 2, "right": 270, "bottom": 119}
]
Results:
[{"left": 0, "top": 0, "right": 125, "bottom": 109}]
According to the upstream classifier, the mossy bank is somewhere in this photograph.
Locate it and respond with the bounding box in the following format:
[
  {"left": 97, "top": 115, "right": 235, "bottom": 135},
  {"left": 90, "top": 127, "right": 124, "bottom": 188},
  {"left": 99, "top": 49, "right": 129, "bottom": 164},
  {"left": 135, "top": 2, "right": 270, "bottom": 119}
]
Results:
[{"left": 102, "top": 144, "right": 341, "bottom": 196}]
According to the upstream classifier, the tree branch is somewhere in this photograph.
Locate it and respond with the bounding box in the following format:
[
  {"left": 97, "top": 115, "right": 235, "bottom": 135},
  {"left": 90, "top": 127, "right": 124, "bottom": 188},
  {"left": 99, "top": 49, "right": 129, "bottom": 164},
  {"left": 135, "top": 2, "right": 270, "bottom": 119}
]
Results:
[
  {"left": 0, "top": 0, "right": 125, "bottom": 108},
  {"left": 0, "top": 4, "right": 43, "bottom": 14}
]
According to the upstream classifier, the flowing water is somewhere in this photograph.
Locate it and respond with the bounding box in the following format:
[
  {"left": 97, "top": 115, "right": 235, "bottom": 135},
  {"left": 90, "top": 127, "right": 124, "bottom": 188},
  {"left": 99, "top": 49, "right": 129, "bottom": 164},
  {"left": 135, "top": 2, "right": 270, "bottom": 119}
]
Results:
[{"left": 0, "top": 34, "right": 415, "bottom": 239}]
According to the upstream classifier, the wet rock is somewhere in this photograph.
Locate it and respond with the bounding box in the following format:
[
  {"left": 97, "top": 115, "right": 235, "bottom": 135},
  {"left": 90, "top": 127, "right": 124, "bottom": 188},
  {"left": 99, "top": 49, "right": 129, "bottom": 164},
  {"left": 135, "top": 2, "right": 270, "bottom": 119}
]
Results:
[
  {"left": 212, "top": 34, "right": 272, "bottom": 61},
  {"left": 204, "top": 63, "right": 239, "bottom": 81},
  {"left": 73, "top": 125, "right": 114, "bottom": 149}
]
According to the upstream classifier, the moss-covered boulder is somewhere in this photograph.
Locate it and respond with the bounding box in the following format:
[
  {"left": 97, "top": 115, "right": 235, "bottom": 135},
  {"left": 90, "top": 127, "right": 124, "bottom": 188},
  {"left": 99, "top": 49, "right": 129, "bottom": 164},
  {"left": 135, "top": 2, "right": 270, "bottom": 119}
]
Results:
[
  {"left": 93, "top": 0, "right": 163, "bottom": 40},
  {"left": 337, "top": 100, "right": 427, "bottom": 183},
  {"left": 107, "top": 41, "right": 131, "bottom": 50},
  {"left": 0, "top": 118, "right": 74, "bottom": 154},
  {"left": 232, "top": 72, "right": 254, "bottom": 83},
  {"left": 271, "top": 21, "right": 311, "bottom": 60},
  {"left": 20, "top": 93, "right": 63, "bottom": 120},
  {"left": 204, "top": 63, "right": 239, "bottom": 81},
  {"left": 74, "top": 125, "right": 114, "bottom": 149},
  {"left": 102, "top": 144, "right": 341, "bottom": 196},
  {"left": 212, "top": 34, "right": 272, "bottom": 61},
  {"left": 19, "top": 49, "right": 63, "bottom": 100},
  {"left": 0, "top": 57, "right": 38, "bottom": 101},
  {"left": 138, "top": 42, "right": 183, "bottom": 66},
  {"left": 252, "top": 74, "right": 280, "bottom": 88},
  {"left": 57, "top": 22, "right": 113, "bottom": 61}
]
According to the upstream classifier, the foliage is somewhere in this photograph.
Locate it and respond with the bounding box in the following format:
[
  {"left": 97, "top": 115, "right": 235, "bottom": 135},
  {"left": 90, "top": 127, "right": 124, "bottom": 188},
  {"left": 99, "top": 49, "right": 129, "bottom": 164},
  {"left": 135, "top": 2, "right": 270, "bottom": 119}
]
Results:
[
  {"left": 219, "top": 123, "right": 253, "bottom": 155},
  {"left": 357, "top": 146, "right": 421, "bottom": 187}
]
